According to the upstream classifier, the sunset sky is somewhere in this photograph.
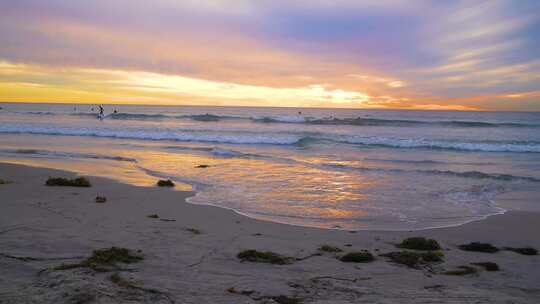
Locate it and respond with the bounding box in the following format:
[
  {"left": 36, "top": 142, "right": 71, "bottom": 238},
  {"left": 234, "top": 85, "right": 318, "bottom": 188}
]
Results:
[{"left": 1, "top": 0, "right": 540, "bottom": 111}]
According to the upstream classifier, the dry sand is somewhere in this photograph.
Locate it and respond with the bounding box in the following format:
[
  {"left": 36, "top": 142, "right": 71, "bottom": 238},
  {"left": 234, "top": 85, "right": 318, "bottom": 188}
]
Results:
[{"left": 0, "top": 162, "right": 539, "bottom": 303}]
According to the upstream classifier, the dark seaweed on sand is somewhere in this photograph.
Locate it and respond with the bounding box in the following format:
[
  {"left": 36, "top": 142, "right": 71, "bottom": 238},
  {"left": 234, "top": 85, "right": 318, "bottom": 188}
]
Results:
[
  {"left": 46, "top": 177, "right": 91, "bottom": 187},
  {"left": 339, "top": 251, "right": 375, "bottom": 263},
  {"left": 504, "top": 247, "right": 538, "bottom": 255},
  {"left": 471, "top": 262, "right": 500, "bottom": 271},
  {"left": 398, "top": 237, "right": 441, "bottom": 251},
  {"left": 458, "top": 242, "right": 499, "bottom": 253},
  {"left": 237, "top": 250, "right": 293, "bottom": 265},
  {"left": 54, "top": 247, "right": 142, "bottom": 271},
  {"left": 156, "top": 179, "right": 175, "bottom": 187}
]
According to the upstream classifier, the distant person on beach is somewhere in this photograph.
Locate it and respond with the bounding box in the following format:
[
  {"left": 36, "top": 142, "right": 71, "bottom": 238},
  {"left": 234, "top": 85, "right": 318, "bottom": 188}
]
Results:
[
  {"left": 113, "top": 109, "right": 117, "bottom": 114},
  {"left": 99, "top": 105, "right": 104, "bottom": 116}
]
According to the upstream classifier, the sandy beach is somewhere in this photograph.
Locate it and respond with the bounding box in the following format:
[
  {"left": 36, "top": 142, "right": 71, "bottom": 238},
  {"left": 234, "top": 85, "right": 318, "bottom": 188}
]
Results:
[{"left": 1, "top": 162, "right": 539, "bottom": 303}]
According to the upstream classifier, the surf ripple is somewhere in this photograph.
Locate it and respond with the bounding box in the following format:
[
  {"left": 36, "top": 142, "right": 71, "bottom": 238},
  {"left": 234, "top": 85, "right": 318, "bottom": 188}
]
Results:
[
  {"left": 1, "top": 123, "right": 539, "bottom": 152},
  {"left": 0, "top": 148, "right": 137, "bottom": 162}
]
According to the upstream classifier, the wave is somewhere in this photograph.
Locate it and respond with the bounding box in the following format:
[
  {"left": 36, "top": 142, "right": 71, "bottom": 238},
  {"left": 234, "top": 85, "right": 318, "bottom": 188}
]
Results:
[
  {"left": 0, "top": 148, "right": 137, "bottom": 162},
  {"left": 71, "top": 112, "right": 242, "bottom": 122},
  {"left": 0, "top": 124, "right": 302, "bottom": 145},
  {"left": 324, "top": 163, "right": 540, "bottom": 182},
  {"left": 362, "top": 158, "right": 494, "bottom": 166},
  {"left": 10, "top": 110, "right": 538, "bottom": 128},
  {"left": 1, "top": 123, "right": 539, "bottom": 152},
  {"left": 252, "top": 116, "right": 539, "bottom": 128},
  {"left": 331, "top": 135, "right": 540, "bottom": 153}
]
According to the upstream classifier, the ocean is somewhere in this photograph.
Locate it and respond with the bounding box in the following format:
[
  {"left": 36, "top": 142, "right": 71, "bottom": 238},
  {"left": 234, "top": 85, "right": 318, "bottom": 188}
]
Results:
[{"left": 1, "top": 102, "right": 539, "bottom": 230}]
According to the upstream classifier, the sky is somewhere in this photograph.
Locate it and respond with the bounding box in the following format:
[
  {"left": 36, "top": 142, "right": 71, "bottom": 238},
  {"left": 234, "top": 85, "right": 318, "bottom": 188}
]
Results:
[{"left": 1, "top": 0, "right": 540, "bottom": 111}]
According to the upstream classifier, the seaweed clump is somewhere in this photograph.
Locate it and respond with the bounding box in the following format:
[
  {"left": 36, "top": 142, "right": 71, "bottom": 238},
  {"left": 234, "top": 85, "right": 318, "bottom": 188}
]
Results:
[
  {"left": 110, "top": 273, "right": 160, "bottom": 294},
  {"left": 156, "top": 179, "right": 175, "bottom": 187},
  {"left": 380, "top": 251, "right": 442, "bottom": 268},
  {"left": 186, "top": 228, "right": 201, "bottom": 235},
  {"left": 269, "top": 295, "right": 302, "bottom": 304},
  {"left": 471, "top": 262, "right": 500, "bottom": 271},
  {"left": 95, "top": 196, "right": 107, "bottom": 203},
  {"left": 398, "top": 237, "right": 441, "bottom": 251},
  {"left": 54, "top": 247, "right": 142, "bottom": 271},
  {"left": 443, "top": 265, "right": 477, "bottom": 276},
  {"left": 237, "top": 250, "right": 293, "bottom": 265},
  {"left": 504, "top": 247, "right": 538, "bottom": 256},
  {"left": 459, "top": 242, "right": 499, "bottom": 253},
  {"left": 147, "top": 214, "right": 159, "bottom": 219},
  {"left": 339, "top": 251, "right": 375, "bottom": 263},
  {"left": 319, "top": 245, "right": 343, "bottom": 253},
  {"left": 0, "top": 178, "right": 12, "bottom": 185},
  {"left": 46, "top": 177, "right": 91, "bottom": 187}
]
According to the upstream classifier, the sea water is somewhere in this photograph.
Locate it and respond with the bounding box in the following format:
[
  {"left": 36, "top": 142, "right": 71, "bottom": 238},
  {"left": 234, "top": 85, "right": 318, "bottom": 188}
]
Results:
[{"left": 1, "top": 102, "right": 539, "bottom": 230}]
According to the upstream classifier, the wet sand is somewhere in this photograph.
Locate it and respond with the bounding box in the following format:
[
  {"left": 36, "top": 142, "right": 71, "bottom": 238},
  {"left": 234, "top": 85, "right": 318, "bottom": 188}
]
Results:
[{"left": 1, "top": 162, "right": 539, "bottom": 303}]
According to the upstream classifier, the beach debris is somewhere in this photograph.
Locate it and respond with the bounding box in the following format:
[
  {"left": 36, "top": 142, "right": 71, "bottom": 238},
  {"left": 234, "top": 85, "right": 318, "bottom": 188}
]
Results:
[
  {"left": 54, "top": 247, "right": 142, "bottom": 271},
  {"left": 0, "top": 178, "right": 12, "bottom": 185},
  {"left": 398, "top": 237, "right": 441, "bottom": 251},
  {"left": 443, "top": 265, "right": 478, "bottom": 276},
  {"left": 226, "top": 287, "right": 254, "bottom": 296},
  {"left": 459, "top": 242, "right": 499, "bottom": 253},
  {"left": 156, "top": 179, "right": 175, "bottom": 187},
  {"left": 186, "top": 228, "right": 201, "bottom": 235},
  {"left": 46, "top": 177, "right": 91, "bottom": 187},
  {"left": 319, "top": 244, "right": 343, "bottom": 253},
  {"left": 471, "top": 262, "right": 500, "bottom": 271},
  {"left": 159, "top": 218, "right": 176, "bottom": 222},
  {"left": 339, "top": 251, "right": 375, "bottom": 263},
  {"left": 504, "top": 247, "right": 538, "bottom": 255},
  {"left": 110, "top": 273, "right": 160, "bottom": 294},
  {"left": 237, "top": 250, "right": 294, "bottom": 265},
  {"left": 147, "top": 214, "right": 159, "bottom": 219},
  {"left": 310, "top": 275, "right": 371, "bottom": 283},
  {"left": 344, "top": 243, "right": 352, "bottom": 247},
  {"left": 380, "top": 251, "right": 442, "bottom": 268},
  {"left": 267, "top": 295, "right": 302, "bottom": 304},
  {"left": 424, "top": 284, "right": 446, "bottom": 290},
  {"left": 195, "top": 164, "right": 210, "bottom": 168},
  {"left": 95, "top": 195, "right": 107, "bottom": 203}
]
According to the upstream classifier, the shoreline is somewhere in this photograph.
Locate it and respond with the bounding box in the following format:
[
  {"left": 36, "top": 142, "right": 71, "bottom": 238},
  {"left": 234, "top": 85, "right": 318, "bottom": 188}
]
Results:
[
  {"left": 2, "top": 157, "right": 510, "bottom": 232},
  {"left": 1, "top": 162, "right": 539, "bottom": 303}
]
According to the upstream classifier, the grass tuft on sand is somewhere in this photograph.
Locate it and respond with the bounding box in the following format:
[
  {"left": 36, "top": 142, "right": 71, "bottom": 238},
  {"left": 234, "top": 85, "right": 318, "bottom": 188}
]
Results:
[
  {"left": 504, "top": 247, "right": 538, "bottom": 255},
  {"left": 54, "top": 247, "right": 142, "bottom": 271},
  {"left": 443, "top": 265, "right": 478, "bottom": 276},
  {"left": 459, "top": 242, "right": 499, "bottom": 253},
  {"left": 398, "top": 237, "right": 441, "bottom": 251},
  {"left": 319, "top": 245, "right": 343, "bottom": 253},
  {"left": 46, "top": 177, "right": 91, "bottom": 187},
  {"left": 339, "top": 251, "right": 375, "bottom": 263},
  {"left": 471, "top": 262, "right": 500, "bottom": 271},
  {"left": 156, "top": 179, "right": 174, "bottom": 187},
  {"left": 237, "top": 250, "right": 293, "bottom": 265}
]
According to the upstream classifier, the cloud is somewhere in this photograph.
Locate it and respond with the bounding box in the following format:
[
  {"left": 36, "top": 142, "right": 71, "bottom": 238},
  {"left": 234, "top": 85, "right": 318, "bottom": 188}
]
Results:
[{"left": 0, "top": 0, "right": 539, "bottom": 110}]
